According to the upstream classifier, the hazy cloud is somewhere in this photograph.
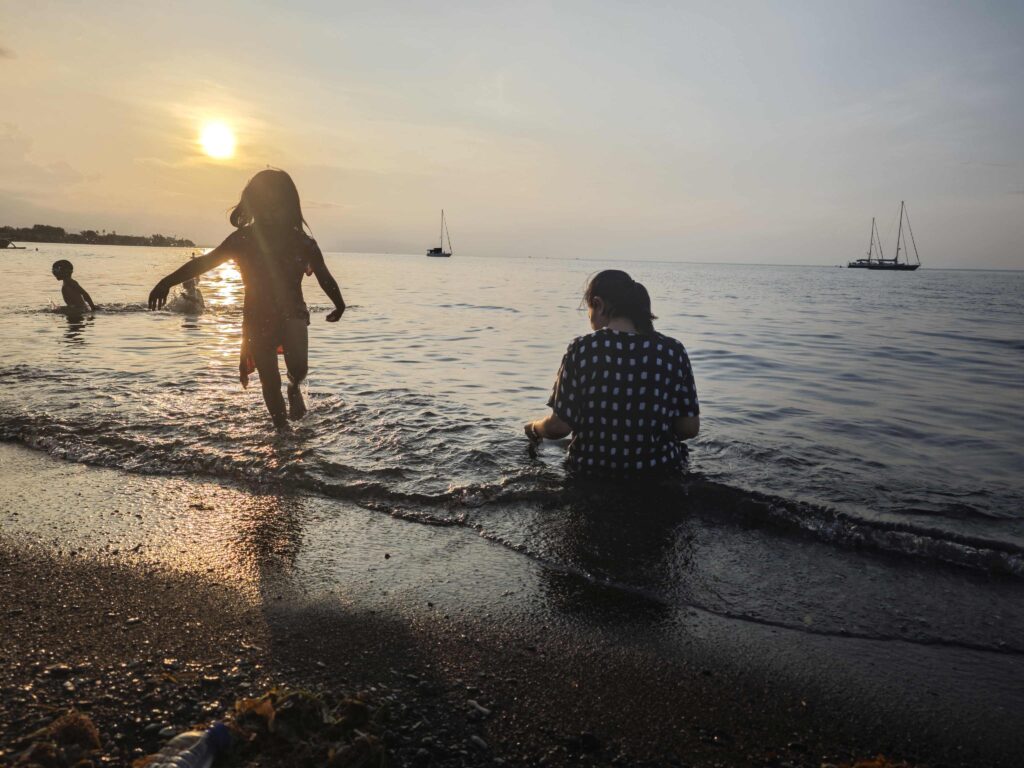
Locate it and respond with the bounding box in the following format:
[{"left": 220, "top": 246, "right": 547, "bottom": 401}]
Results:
[
  {"left": 0, "top": 123, "right": 88, "bottom": 198},
  {"left": 303, "top": 200, "right": 355, "bottom": 211},
  {"left": 3, "top": 3, "right": 1023, "bottom": 267},
  {"left": 0, "top": 45, "right": 13, "bottom": 59}
]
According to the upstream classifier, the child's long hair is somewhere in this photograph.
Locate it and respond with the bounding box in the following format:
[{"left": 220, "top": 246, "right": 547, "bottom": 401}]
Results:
[
  {"left": 583, "top": 270, "right": 657, "bottom": 334},
  {"left": 229, "top": 169, "right": 308, "bottom": 232}
]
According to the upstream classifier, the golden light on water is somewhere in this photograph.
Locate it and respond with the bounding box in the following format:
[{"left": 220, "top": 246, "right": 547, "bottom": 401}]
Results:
[
  {"left": 219, "top": 263, "right": 242, "bottom": 283},
  {"left": 199, "top": 121, "right": 236, "bottom": 159},
  {"left": 212, "top": 262, "right": 242, "bottom": 307}
]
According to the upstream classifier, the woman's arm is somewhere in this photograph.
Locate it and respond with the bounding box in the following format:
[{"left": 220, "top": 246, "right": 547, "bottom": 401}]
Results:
[
  {"left": 148, "top": 246, "right": 233, "bottom": 309},
  {"left": 524, "top": 411, "right": 573, "bottom": 442},
  {"left": 527, "top": 342, "right": 577, "bottom": 442},
  {"left": 673, "top": 415, "right": 700, "bottom": 440}
]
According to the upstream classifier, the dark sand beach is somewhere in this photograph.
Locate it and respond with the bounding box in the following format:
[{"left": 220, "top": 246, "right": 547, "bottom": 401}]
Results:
[{"left": 2, "top": 444, "right": 1021, "bottom": 767}]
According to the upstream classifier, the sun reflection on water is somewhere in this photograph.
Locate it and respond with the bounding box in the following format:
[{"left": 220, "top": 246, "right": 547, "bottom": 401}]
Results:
[
  {"left": 200, "top": 261, "right": 244, "bottom": 360},
  {"left": 210, "top": 262, "right": 243, "bottom": 307}
]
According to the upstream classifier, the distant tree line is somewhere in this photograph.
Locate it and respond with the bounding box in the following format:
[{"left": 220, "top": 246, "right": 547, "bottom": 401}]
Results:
[{"left": 0, "top": 224, "right": 196, "bottom": 248}]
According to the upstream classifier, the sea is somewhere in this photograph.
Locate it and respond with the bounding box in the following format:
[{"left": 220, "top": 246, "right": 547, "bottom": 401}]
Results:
[{"left": 1, "top": 244, "right": 1023, "bottom": 663}]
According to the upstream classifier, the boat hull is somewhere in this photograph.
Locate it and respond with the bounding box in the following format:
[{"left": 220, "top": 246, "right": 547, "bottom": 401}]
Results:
[{"left": 847, "top": 261, "right": 919, "bottom": 270}]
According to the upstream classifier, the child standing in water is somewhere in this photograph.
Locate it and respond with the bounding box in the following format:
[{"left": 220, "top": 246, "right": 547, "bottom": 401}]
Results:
[
  {"left": 52, "top": 260, "right": 96, "bottom": 311},
  {"left": 525, "top": 269, "right": 700, "bottom": 477},
  {"left": 148, "top": 169, "right": 346, "bottom": 430}
]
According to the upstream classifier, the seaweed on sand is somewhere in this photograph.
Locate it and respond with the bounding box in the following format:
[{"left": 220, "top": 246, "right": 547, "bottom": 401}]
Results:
[
  {"left": 225, "top": 688, "right": 387, "bottom": 767},
  {"left": 13, "top": 710, "right": 102, "bottom": 767}
]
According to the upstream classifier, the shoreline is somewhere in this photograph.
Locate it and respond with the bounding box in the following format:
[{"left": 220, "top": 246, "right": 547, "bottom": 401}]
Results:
[{"left": 2, "top": 443, "right": 1022, "bottom": 766}]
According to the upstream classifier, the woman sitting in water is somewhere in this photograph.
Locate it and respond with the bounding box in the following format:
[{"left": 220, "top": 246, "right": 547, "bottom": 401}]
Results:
[
  {"left": 524, "top": 270, "right": 699, "bottom": 476},
  {"left": 148, "top": 169, "right": 346, "bottom": 430}
]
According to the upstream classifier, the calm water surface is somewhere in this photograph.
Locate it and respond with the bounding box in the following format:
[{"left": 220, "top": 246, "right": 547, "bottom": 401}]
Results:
[{"left": 1, "top": 244, "right": 1023, "bottom": 651}]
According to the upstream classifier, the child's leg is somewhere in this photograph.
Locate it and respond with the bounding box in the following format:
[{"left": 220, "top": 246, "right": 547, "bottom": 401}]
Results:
[
  {"left": 251, "top": 340, "right": 288, "bottom": 428},
  {"left": 282, "top": 319, "right": 309, "bottom": 420}
]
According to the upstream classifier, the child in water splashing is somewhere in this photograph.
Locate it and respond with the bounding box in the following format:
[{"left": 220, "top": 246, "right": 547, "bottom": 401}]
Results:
[
  {"left": 181, "top": 276, "right": 203, "bottom": 308},
  {"left": 52, "top": 260, "right": 96, "bottom": 311},
  {"left": 148, "top": 169, "right": 346, "bottom": 430},
  {"left": 167, "top": 263, "right": 204, "bottom": 314}
]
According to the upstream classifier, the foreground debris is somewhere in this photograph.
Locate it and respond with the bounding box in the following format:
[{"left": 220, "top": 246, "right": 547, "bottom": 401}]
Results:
[
  {"left": 10, "top": 688, "right": 388, "bottom": 768},
  {"left": 8, "top": 696, "right": 926, "bottom": 768}
]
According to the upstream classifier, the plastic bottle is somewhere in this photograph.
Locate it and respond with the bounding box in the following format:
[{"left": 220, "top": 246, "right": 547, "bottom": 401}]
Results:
[{"left": 149, "top": 722, "right": 231, "bottom": 768}]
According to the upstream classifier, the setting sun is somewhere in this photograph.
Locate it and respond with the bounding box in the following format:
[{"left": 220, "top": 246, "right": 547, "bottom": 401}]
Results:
[{"left": 199, "top": 121, "right": 235, "bottom": 159}]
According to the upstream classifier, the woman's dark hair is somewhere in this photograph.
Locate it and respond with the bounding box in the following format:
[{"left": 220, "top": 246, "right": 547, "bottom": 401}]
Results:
[
  {"left": 230, "top": 168, "right": 308, "bottom": 231},
  {"left": 583, "top": 269, "right": 657, "bottom": 334}
]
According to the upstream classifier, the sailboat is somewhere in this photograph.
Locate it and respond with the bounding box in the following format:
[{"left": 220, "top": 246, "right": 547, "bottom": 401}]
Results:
[
  {"left": 848, "top": 201, "right": 921, "bottom": 270},
  {"left": 426, "top": 209, "right": 453, "bottom": 258}
]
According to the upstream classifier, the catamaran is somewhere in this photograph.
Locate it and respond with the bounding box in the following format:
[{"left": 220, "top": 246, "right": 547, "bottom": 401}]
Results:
[
  {"left": 848, "top": 201, "right": 920, "bottom": 270},
  {"left": 426, "top": 209, "right": 453, "bottom": 258}
]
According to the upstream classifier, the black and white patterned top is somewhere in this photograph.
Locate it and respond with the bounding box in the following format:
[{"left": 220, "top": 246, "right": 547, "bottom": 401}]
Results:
[{"left": 547, "top": 329, "right": 699, "bottom": 476}]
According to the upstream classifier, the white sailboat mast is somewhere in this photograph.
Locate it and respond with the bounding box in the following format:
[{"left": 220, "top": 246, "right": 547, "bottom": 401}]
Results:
[
  {"left": 895, "top": 201, "right": 905, "bottom": 264},
  {"left": 903, "top": 203, "right": 921, "bottom": 265}
]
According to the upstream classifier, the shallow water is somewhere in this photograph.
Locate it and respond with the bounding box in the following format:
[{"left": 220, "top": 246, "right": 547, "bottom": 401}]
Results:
[{"left": 1, "top": 244, "right": 1023, "bottom": 652}]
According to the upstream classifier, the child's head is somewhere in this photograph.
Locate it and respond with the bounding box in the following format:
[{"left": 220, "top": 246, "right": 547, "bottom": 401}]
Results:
[
  {"left": 230, "top": 168, "right": 307, "bottom": 231},
  {"left": 51, "top": 260, "right": 73, "bottom": 280},
  {"left": 583, "top": 270, "right": 657, "bottom": 333}
]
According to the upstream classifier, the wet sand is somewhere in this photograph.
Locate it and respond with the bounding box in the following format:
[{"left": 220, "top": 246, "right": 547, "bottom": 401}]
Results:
[{"left": 1, "top": 444, "right": 1021, "bottom": 766}]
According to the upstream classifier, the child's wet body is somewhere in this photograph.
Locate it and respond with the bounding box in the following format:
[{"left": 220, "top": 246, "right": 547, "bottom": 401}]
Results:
[{"left": 52, "top": 260, "right": 96, "bottom": 311}]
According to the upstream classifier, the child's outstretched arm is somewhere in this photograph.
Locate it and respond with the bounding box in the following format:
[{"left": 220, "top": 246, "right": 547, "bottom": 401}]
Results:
[{"left": 149, "top": 244, "right": 233, "bottom": 309}]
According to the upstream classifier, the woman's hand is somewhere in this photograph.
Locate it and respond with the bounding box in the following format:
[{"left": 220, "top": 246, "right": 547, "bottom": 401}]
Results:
[
  {"left": 524, "top": 421, "right": 542, "bottom": 443},
  {"left": 326, "top": 303, "right": 345, "bottom": 323},
  {"left": 148, "top": 279, "right": 170, "bottom": 310}
]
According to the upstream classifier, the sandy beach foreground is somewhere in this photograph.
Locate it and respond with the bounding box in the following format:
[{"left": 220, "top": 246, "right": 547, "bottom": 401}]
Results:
[{"left": 1, "top": 444, "right": 1021, "bottom": 767}]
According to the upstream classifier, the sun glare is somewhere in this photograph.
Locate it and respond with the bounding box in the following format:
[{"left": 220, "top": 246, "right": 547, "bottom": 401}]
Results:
[{"left": 199, "top": 121, "right": 236, "bottom": 159}]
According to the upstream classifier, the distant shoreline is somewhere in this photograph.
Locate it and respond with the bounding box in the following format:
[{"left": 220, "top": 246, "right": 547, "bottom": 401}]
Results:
[{"left": 1, "top": 224, "right": 195, "bottom": 248}]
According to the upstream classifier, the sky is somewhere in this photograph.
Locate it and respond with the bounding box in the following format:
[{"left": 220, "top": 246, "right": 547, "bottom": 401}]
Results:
[{"left": 2, "top": 1, "right": 1022, "bottom": 268}]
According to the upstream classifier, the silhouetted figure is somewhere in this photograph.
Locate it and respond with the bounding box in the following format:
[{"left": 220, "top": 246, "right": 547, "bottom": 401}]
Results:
[
  {"left": 167, "top": 275, "right": 205, "bottom": 315},
  {"left": 148, "top": 169, "right": 345, "bottom": 429},
  {"left": 51, "top": 260, "right": 96, "bottom": 311},
  {"left": 525, "top": 269, "right": 700, "bottom": 477}
]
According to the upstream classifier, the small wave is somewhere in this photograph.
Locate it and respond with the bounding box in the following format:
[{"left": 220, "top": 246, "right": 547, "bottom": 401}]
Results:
[
  {"left": 682, "top": 478, "right": 1024, "bottom": 578},
  {"left": 913, "top": 329, "right": 1024, "bottom": 352},
  {"left": 21, "top": 302, "right": 246, "bottom": 317},
  {"left": 1, "top": 405, "right": 1022, "bottom": 580},
  {"left": 437, "top": 303, "right": 520, "bottom": 313}
]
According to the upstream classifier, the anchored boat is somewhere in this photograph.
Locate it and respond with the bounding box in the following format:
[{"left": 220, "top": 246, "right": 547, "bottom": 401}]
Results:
[
  {"left": 426, "top": 209, "right": 453, "bottom": 258},
  {"left": 848, "top": 201, "right": 920, "bottom": 270}
]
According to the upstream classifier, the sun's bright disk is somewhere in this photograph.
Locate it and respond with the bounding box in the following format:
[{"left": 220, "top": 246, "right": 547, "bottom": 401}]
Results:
[{"left": 199, "top": 122, "right": 236, "bottom": 159}]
